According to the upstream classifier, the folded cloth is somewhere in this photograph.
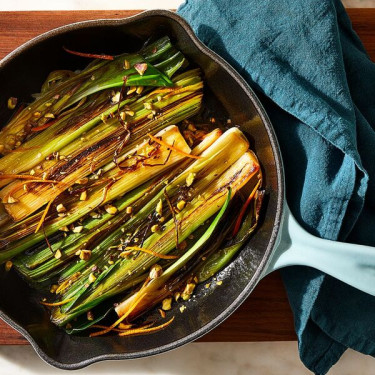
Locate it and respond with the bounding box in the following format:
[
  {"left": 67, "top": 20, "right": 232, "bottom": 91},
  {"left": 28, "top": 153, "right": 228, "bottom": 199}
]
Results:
[{"left": 178, "top": 0, "right": 375, "bottom": 373}]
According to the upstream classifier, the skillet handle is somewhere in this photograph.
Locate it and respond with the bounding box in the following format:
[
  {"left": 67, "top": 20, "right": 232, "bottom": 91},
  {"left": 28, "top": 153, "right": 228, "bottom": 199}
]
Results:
[{"left": 263, "top": 203, "right": 375, "bottom": 297}]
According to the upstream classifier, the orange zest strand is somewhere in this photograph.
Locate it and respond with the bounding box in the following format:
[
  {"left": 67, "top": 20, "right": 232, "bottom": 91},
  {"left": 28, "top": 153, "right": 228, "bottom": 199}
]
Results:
[
  {"left": 118, "top": 317, "right": 175, "bottom": 337},
  {"left": 90, "top": 292, "right": 147, "bottom": 337},
  {"left": 40, "top": 297, "right": 75, "bottom": 307},
  {"left": 124, "top": 246, "right": 179, "bottom": 260},
  {"left": 90, "top": 325, "right": 131, "bottom": 333},
  {"left": 147, "top": 133, "right": 203, "bottom": 160},
  {"left": 34, "top": 198, "right": 55, "bottom": 233},
  {"left": 232, "top": 178, "right": 262, "bottom": 237},
  {"left": 63, "top": 46, "right": 114, "bottom": 60},
  {"left": 31, "top": 119, "right": 58, "bottom": 132}
]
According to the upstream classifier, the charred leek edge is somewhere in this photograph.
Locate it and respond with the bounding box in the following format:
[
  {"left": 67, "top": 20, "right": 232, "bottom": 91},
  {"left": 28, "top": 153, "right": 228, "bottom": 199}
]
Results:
[
  {"left": 0, "top": 126, "right": 194, "bottom": 263},
  {"left": 50, "top": 149, "right": 256, "bottom": 326},
  {"left": 1, "top": 75, "right": 203, "bottom": 221},
  {"left": 14, "top": 129, "right": 222, "bottom": 279},
  {"left": 0, "top": 37, "right": 179, "bottom": 153},
  {"left": 115, "top": 188, "right": 231, "bottom": 318},
  {"left": 196, "top": 189, "right": 265, "bottom": 283}
]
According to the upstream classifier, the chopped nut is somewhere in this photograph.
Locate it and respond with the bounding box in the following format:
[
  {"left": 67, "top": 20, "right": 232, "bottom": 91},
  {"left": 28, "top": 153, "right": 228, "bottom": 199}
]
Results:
[
  {"left": 187, "top": 123, "right": 197, "bottom": 131},
  {"left": 159, "top": 216, "right": 165, "bottom": 223},
  {"left": 105, "top": 204, "right": 117, "bottom": 215},
  {"left": 56, "top": 203, "right": 66, "bottom": 213},
  {"left": 87, "top": 311, "right": 94, "bottom": 321},
  {"left": 7, "top": 196, "right": 18, "bottom": 204},
  {"left": 88, "top": 273, "right": 96, "bottom": 283},
  {"left": 5, "top": 261, "right": 13, "bottom": 271},
  {"left": 7, "top": 97, "right": 17, "bottom": 110},
  {"left": 127, "top": 86, "right": 137, "bottom": 95},
  {"left": 108, "top": 260, "right": 114, "bottom": 265},
  {"left": 179, "top": 305, "right": 186, "bottom": 313},
  {"left": 155, "top": 199, "right": 163, "bottom": 216},
  {"left": 44, "top": 113, "right": 55, "bottom": 119},
  {"left": 144, "top": 102, "right": 153, "bottom": 110},
  {"left": 136, "top": 86, "right": 144, "bottom": 94},
  {"left": 216, "top": 280, "right": 223, "bottom": 286},
  {"left": 126, "top": 206, "right": 133, "bottom": 214},
  {"left": 111, "top": 91, "right": 121, "bottom": 103},
  {"left": 30, "top": 169, "right": 35, "bottom": 176},
  {"left": 45, "top": 102, "right": 52, "bottom": 107},
  {"left": 80, "top": 191, "right": 87, "bottom": 201},
  {"left": 176, "top": 200, "right": 186, "bottom": 211},
  {"left": 125, "top": 110, "right": 134, "bottom": 116},
  {"left": 33, "top": 111, "right": 41, "bottom": 118},
  {"left": 149, "top": 264, "right": 163, "bottom": 279},
  {"left": 134, "top": 62, "right": 148, "bottom": 76},
  {"left": 90, "top": 212, "right": 101, "bottom": 219},
  {"left": 76, "top": 177, "right": 89, "bottom": 185},
  {"left": 58, "top": 213, "right": 66, "bottom": 218},
  {"left": 159, "top": 309, "right": 166, "bottom": 318},
  {"left": 162, "top": 297, "right": 172, "bottom": 311},
  {"left": 120, "top": 111, "right": 126, "bottom": 121},
  {"left": 79, "top": 250, "right": 92, "bottom": 261},
  {"left": 124, "top": 59, "right": 131, "bottom": 70},
  {"left": 59, "top": 226, "right": 69, "bottom": 232},
  {"left": 50, "top": 284, "right": 59, "bottom": 293},
  {"left": 73, "top": 226, "right": 84, "bottom": 233},
  {"left": 205, "top": 283, "right": 211, "bottom": 289},
  {"left": 186, "top": 172, "right": 196, "bottom": 187},
  {"left": 174, "top": 292, "right": 181, "bottom": 302},
  {"left": 151, "top": 224, "right": 160, "bottom": 233},
  {"left": 181, "top": 283, "right": 196, "bottom": 301},
  {"left": 54, "top": 249, "right": 62, "bottom": 259}
]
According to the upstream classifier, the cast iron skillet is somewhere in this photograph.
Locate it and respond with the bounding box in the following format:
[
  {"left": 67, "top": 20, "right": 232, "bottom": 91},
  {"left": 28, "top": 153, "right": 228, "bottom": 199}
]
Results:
[{"left": 0, "top": 10, "right": 283, "bottom": 369}]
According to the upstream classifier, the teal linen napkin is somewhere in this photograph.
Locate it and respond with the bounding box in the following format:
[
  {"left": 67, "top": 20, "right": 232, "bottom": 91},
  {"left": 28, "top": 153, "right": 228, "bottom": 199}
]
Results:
[{"left": 178, "top": 1, "right": 375, "bottom": 373}]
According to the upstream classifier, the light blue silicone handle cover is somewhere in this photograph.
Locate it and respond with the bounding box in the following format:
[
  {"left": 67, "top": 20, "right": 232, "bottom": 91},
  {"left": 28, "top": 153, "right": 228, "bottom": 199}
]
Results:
[{"left": 263, "top": 203, "right": 375, "bottom": 297}]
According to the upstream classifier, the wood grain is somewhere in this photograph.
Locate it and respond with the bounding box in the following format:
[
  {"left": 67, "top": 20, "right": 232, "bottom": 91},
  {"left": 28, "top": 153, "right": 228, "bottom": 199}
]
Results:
[{"left": 0, "top": 8, "right": 372, "bottom": 344}]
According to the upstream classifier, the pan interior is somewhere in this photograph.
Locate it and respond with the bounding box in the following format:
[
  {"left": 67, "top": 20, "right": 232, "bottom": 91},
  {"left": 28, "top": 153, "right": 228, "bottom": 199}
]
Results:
[{"left": 0, "top": 11, "right": 283, "bottom": 368}]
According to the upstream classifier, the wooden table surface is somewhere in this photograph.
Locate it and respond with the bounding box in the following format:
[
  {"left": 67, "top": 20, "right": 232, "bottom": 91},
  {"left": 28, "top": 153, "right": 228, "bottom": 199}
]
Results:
[{"left": 0, "top": 9, "right": 374, "bottom": 345}]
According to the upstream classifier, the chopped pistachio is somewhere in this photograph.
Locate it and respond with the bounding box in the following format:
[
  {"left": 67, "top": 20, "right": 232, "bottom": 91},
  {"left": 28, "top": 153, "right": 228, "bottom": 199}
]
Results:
[
  {"left": 216, "top": 280, "right": 223, "bottom": 286},
  {"left": 124, "top": 59, "right": 131, "bottom": 70},
  {"left": 30, "top": 169, "right": 35, "bottom": 176},
  {"left": 159, "top": 216, "right": 165, "bottom": 223},
  {"left": 5, "top": 261, "right": 13, "bottom": 271},
  {"left": 144, "top": 102, "right": 153, "bottom": 110},
  {"left": 50, "top": 284, "right": 59, "bottom": 293},
  {"left": 127, "top": 86, "right": 137, "bottom": 95},
  {"left": 126, "top": 206, "right": 133, "bottom": 214},
  {"left": 205, "top": 283, "right": 211, "bottom": 289},
  {"left": 56, "top": 203, "right": 66, "bottom": 213},
  {"left": 151, "top": 224, "right": 160, "bottom": 233},
  {"left": 44, "top": 113, "right": 55, "bottom": 119},
  {"left": 7, "top": 97, "right": 17, "bottom": 110},
  {"left": 45, "top": 102, "right": 52, "bottom": 107},
  {"left": 33, "top": 111, "right": 41, "bottom": 118},
  {"left": 111, "top": 91, "right": 121, "bottom": 103},
  {"left": 176, "top": 200, "right": 186, "bottom": 211},
  {"left": 80, "top": 191, "right": 87, "bottom": 201},
  {"left": 149, "top": 264, "right": 163, "bottom": 279},
  {"left": 186, "top": 172, "right": 196, "bottom": 187},
  {"left": 90, "top": 212, "right": 101, "bottom": 219},
  {"left": 120, "top": 111, "right": 126, "bottom": 121},
  {"left": 59, "top": 226, "right": 69, "bottom": 232},
  {"left": 54, "top": 249, "right": 62, "bottom": 259},
  {"left": 125, "top": 110, "right": 134, "bottom": 116},
  {"left": 57, "top": 212, "right": 66, "bottom": 218},
  {"left": 105, "top": 204, "right": 118, "bottom": 215},
  {"left": 7, "top": 196, "right": 18, "bottom": 204},
  {"left": 181, "top": 283, "right": 196, "bottom": 301},
  {"left": 179, "top": 305, "right": 186, "bottom": 313},
  {"left": 73, "top": 226, "right": 84, "bottom": 233},
  {"left": 136, "top": 86, "right": 144, "bottom": 94},
  {"left": 87, "top": 311, "right": 94, "bottom": 321},
  {"left": 162, "top": 297, "right": 172, "bottom": 311},
  {"left": 79, "top": 250, "right": 92, "bottom": 261},
  {"left": 108, "top": 260, "right": 114, "bottom": 265},
  {"left": 88, "top": 273, "right": 96, "bottom": 283},
  {"left": 76, "top": 177, "right": 89, "bottom": 185},
  {"left": 134, "top": 62, "right": 148, "bottom": 76},
  {"left": 156, "top": 199, "right": 163, "bottom": 216}
]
